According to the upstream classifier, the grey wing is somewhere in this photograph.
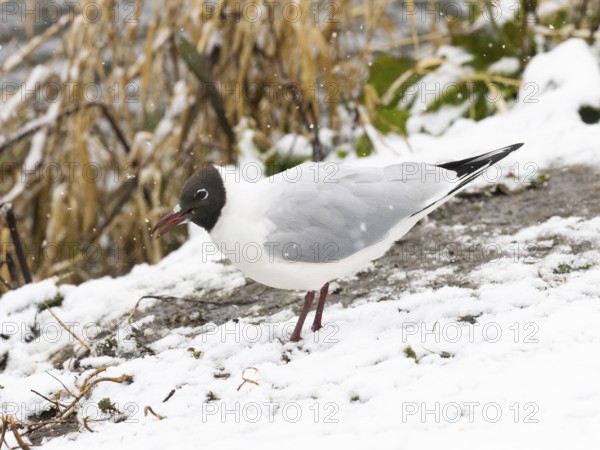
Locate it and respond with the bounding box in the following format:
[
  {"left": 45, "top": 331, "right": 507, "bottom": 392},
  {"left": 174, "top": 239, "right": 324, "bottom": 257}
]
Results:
[{"left": 264, "top": 162, "right": 457, "bottom": 263}]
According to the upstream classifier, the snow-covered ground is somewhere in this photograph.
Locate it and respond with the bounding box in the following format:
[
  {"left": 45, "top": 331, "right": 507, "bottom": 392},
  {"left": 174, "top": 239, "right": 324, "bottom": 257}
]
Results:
[{"left": 1, "top": 38, "right": 600, "bottom": 449}]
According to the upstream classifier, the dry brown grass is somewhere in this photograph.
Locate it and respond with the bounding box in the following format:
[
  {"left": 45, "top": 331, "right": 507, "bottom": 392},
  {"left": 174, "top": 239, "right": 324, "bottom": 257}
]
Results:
[{"left": 0, "top": 367, "right": 134, "bottom": 447}]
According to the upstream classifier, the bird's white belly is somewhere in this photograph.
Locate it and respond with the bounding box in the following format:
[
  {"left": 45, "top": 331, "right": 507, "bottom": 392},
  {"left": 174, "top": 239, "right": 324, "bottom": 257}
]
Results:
[
  {"left": 234, "top": 257, "right": 341, "bottom": 291},
  {"left": 209, "top": 218, "right": 418, "bottom": 291},
  {"left": 208, "top": 243, "right": 364, "bottom": 290},
  {"left": 205, "top": 232, "right": 337, "bottom": 290}
]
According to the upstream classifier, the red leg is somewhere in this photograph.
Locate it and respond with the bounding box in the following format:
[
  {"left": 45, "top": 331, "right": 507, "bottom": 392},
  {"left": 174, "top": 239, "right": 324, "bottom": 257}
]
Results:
[
  {"left": 289, "top": 291, "right": 316, "bottom": 342},
  {"left": 311, "top": 282, "right": 330, "bottom": 332}
]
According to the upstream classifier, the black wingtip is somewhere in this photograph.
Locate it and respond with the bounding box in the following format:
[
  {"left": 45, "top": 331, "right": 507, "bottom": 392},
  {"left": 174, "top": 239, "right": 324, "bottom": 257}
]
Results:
[
  {"left": 409, "top": 143, "right": 524, "bottom": 218},
  {"left": 502, "top": 142, "right": 524, "bottom": 154},
  {"left": 438, "top": 142, "right": 524, "bottom": 177}
]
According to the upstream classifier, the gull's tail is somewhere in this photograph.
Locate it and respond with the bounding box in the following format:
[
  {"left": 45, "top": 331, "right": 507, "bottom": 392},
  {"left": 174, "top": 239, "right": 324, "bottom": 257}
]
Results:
[
  {"left": 410, "top": 143, "right": 524, "bottom": 218},
  {"left": 437, "top": 143, "right": 524, "bottom": 195}
]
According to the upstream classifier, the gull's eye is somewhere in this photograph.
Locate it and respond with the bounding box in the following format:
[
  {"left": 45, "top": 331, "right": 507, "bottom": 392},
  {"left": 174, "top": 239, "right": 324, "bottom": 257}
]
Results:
[{"left": 195, "top": 188, "right": 209, "bottom": 200}]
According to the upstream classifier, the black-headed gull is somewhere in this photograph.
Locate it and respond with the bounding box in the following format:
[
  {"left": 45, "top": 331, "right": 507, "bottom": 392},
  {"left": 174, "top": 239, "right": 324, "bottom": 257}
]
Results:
[{"left": 153, "top": 143, "right": 523, "bottom": 341}]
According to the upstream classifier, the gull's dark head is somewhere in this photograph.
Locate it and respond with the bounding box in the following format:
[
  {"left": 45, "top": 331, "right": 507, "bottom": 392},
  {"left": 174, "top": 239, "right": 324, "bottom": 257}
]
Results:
[{"left": 152, "top": 165, "right": 226, "bottom": 238}]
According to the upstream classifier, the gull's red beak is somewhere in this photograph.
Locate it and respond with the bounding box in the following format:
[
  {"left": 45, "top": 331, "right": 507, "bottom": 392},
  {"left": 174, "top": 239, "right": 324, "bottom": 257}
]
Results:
[{"left": 151, "top": 208, "right": 191, "bottom": 238}]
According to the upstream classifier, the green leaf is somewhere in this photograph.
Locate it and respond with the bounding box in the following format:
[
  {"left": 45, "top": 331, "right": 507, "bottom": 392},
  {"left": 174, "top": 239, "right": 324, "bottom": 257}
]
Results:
[
  {"left": 355, "top": 133, "right": 373, "bottom": 157},
  {"left": 451, "top": 21, "right": 522, "bottom": 71},
  {"left": 501, "top": 84, "right": 519, "bottom": 101},
  {"left": 98, "top": 397, "right": 116, "bottom": 414},
  {"left": 364, "top": 55, "right": 427, "bottom": 107},
  {"left": 37, "top": 293, "right": 64, "bottom": 312},
  {"left": 404, "top": 346, "right": 417, "bottom": 360},
  {"left": 366, "top": 55, "right": 415, "bottom": 97},
  {"left": 549, "top": 10, "right": 568, "bottom": 29},
  {"left": 178, "top": 36, "right": 236, "bottom": 145},
  {"left": 373, "top": 106, "right": 410, "bottom": 135},
  {"left": 425, "top": 81, "right": 469, "bottom": 112}
]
